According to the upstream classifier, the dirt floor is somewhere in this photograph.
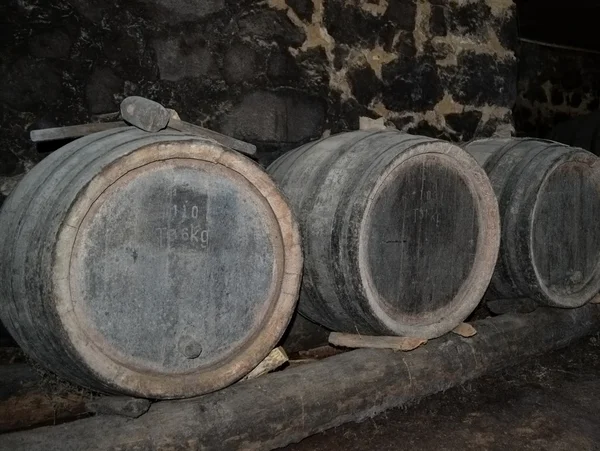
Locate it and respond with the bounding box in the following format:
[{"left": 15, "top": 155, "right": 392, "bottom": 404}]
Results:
[{"left": 284, "top": 334, "right": 600, "bottom": 451}]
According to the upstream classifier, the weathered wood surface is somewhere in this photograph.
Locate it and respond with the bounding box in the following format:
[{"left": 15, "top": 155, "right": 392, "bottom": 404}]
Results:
[
  {"left": 269, "top": 130, "right": 500, "bottom": 339},
  {"left": 120, "top": 96, "right": 170, "bottom": 132},
  {"left": 451, "top": 323, "right": 477, "bottom": 338},
  {"left": 0, "top": 127, "right": 302, "bottom": 398},
  {"left": 241, "top": 347, "right": 288, "bottom": 381},
  {"left": 0, "top": 365, "right": 89, "bottom": 433},
  {"left": 168, "top": 118, "right": 257, "bottom": 156},
  {"left": 86, "top": 396, "right": 150, "bottom": 419},
  {"left": 464, "top": 138, "right": 600, "bottom": 307},
  {"left": 29, "top": 122, "right": 127, "bottom": 142},
  {"left": 329, "top": 332, "right": 427, "bottom": 351},
  {"left": 3, "top": 305, "right": 598, "bottom": 451}
]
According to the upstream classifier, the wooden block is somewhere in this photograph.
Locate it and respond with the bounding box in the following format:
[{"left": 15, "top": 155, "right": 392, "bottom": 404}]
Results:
[
  {"left": 590, "top": 295, "right": 600, "bottom": 304},
  {"left": 329, "top": 332, "right": 427, "bottom": 351},
  {"left": 30, "top": 122, "right": 127, "bottom": 143},
  {"left": 120, "top": 96, "right": 170, "bottom": 133},
  {"left": 452, "top": 323, "right": 477, "bottom": 338},
  {"left": 241, "top": 347, "right": 288, "bottom": 381},
  {"left": 167, "top": 118, "right": 257, "bottom": 156}
]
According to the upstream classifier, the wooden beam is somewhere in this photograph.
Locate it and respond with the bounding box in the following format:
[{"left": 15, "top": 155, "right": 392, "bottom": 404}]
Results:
[
  {"left": 29, "top": 122, "right": 127, "bottom": 143},
  {"left": 0, "top": 365, "right": 89, "bottom": 433},
  {"left": 3, "top": 306, "right": 599, "bottom": 451},
  {"left": 167, "top": 118, "right": 257, "bottom": 156},
  {"left": 329, "top": 332, "right": 427, "bottom": 351}
]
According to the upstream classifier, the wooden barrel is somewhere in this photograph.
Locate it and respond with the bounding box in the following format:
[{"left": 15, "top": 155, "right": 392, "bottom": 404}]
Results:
[
  {"left": 550, "top": 111, "right": 600, "bottom": 156},
  {"left": 463, "top": 138, "right": 600, "bottom": 307},
  {"left": 268, "top": 130, "right": 500, "bottom": 339},
  {"left": 0, "top": 127, "right": 302, "bottom": 399}
]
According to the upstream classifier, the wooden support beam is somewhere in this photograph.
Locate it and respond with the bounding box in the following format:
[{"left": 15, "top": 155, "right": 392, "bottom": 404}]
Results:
[
  {"left": 329, "top": 332, "right": 427, "bottom": 351},
  {"left": 167, "top": 118, "right": 257, "bottom": 156},
  {"left": 2, "top": 306, "right": 599, "bottom": 451},
  {"left": 0, "top": 365, "right": 89, "bottom": 433}
]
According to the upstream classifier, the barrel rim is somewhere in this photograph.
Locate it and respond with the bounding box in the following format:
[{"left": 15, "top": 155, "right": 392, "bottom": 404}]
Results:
[
  {"left": 52, "top": 137, "right": 302, "bottom": 398},
  {"left": 530, "top": 150, "right": 600, "bottom": 307},
  {"left": 357, "top": 140, "right": 501, "bottom": 338}
]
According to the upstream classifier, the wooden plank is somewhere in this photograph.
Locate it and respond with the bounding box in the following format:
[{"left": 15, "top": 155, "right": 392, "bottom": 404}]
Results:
[
  {"left": 29, "top": 122, "right": 127, "bottom": 143},
  {"left": 451, "top": 323, "right": 477, "bottom": 338},
  {"left": 167, "top": 118, "right": 257, "bottom": 156},
  {"left": 329, "top": 332, "right": 427, "bottom": 351},
  {"left": 3, "top": 305, "right": 598, "bottom": 451},
  {"left": 241, "top": 347, "right": 288, "bottom": 381}
]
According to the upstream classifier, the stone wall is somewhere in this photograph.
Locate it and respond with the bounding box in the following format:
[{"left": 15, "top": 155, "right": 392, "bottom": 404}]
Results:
[
  {"left": 514, "top": 41, "right": 600, "bottom": 138},
  {"left": 0, "top": 0, "right": 517, "bottom": 204}
]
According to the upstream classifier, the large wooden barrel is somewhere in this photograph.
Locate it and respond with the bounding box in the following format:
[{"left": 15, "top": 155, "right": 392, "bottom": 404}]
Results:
[
  {"left": 550, "top": 111, "right": 600, "bottom": 156},
  {"left": 268, "top": 130, "right": 500, "bottom": 339},
  {"left": 0, "top": 127, "right": 302, "bottom": 398},
  {"left": 463, "top": 138, "right": 600, "bottom": 307}
]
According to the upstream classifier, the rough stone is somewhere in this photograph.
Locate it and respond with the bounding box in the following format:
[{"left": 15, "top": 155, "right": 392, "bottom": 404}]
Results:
[
  {"left": 446, "top": 1, "right": 492, "bottom": 38},
  {"left": 385, "top": 0, "right": 417, "bottom": 31},
  {"left": 0, "top": 152, "right": 20, "bottom": 178},
  {"left": 429, "top": 4, "right": 447, "bottom": 36},
  {"left": 382, "top": 56, "right": 444, "bottom": 111},
  {"left": 407, "top": 120, "right": 452, "bottom": 139},
  {"left": 28, "top": 30, "right": 71, "bottom": 59},
  {"left": 85, "top": 67, "right": 123, "bottom": 114},
  {"left": 237, "top": 10, "right": 305, "bottom": 47},
  {"left": 224, "top": 43, "right": 257, "bottom": 84},
  {"left": 333, "top": 45, "right": 350, "bottom": 71},
  {"left": 495, "top": 8, "right": 518, "bottom": 50},
  {"left": 137, "top": 0, "right": 225, "bottom": 24},
  {"left": 66, "top": 0, "right": 108, "bottom": 22},
  {"left": 515, "top": 41, "right": 600, "bottom": 137},
  {"left": 568, "top": 92, "right": 583, "bottom": 109},
  {"left": 287, "top": 0, "right": 314, "bottom": 22},
  {"left": 219, "top": 90, "right": 325, "bottom": 144},
  {"left": 267, "top": 49, "right": 301, "bottom": 84},
  {"left": 550, "top": 86, "right": 564, "bottom": 106},
  {"left": 0, "top": 58, "right": 62, "bottom": 111},
  {"left": 324, "top": 1, "right": 389, "bottom": 46},
  {"left": 0, "top": 0, "right": 519, "bottom": 172},
  {"left": 391, "top": 116, "right": 416, "bottom": 131},
  {"left": 441, "top": 52, "right": 516, "bottom": 107},
  {"left": 102, "top": 31, "right": 145, "bottom": 64},
  {"left": 524, "top": 84, "right": 548, "bottom": 104},
  {"left": 445, "top": 110, "right": 482, "bottom": 141},
  {"left": 348, "top": 65, "right": 382, "bottom": 105},
  {"left": 153, "top": 36, "right": 215, "bottom": 82}
]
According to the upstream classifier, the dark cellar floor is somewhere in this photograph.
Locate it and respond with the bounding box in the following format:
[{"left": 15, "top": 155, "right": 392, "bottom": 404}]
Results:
[{"left": 284, "top": 334, "right": 600, "bottom": 451}]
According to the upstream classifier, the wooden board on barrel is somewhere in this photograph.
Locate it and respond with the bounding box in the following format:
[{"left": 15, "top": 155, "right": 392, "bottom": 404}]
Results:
[{"left": 0, "top": 127, "right": 302, "bottom": 399}]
